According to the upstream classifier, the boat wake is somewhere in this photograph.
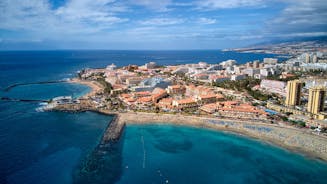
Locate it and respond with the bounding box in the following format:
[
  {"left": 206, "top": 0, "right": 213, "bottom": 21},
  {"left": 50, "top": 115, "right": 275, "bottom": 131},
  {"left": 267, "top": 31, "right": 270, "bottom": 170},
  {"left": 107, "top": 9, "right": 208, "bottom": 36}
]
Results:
[{"left": 141, "top": 134, "right": 146, "bottom": 169}]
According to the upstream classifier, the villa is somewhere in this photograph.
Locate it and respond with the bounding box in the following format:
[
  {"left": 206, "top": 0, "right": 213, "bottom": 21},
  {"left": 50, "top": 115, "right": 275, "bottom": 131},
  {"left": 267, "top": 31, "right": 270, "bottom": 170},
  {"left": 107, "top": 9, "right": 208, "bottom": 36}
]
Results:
[
  {"left": 172, "top": 98, "right": 198, "bottom": 110},
  {"left": 167, "top": 85, "right": 186, "bottom": 95}
]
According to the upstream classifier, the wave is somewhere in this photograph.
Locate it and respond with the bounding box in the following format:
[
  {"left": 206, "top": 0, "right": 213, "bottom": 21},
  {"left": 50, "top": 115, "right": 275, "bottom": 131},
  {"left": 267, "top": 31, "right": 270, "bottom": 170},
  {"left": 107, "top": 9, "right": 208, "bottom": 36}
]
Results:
[{"left": 39, "top": 102, "right": 48, "bottom": 106}]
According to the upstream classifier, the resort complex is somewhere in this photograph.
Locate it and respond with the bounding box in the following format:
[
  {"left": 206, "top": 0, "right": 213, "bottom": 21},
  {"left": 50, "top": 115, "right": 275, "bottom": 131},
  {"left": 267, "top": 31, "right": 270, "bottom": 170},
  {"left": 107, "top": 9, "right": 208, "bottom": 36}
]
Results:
[
  {"left": 2, "top": 0, "right": 327, "bottom": 182},
  {"left": 46, "top": 51, "right": 327, "bottom": 133},
  {"left": 35, "top": 50, "right": 327, "bottom": 162}
]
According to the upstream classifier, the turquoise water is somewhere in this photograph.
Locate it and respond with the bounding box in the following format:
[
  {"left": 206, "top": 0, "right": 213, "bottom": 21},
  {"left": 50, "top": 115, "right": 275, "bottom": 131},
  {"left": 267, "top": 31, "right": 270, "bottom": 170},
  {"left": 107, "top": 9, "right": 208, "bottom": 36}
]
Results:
[
  {"left": 1, "top": 50, "right": 327, "bottom": 183},
  {"left": 116, "top": 124, "right": 327, "bottom": 184}
]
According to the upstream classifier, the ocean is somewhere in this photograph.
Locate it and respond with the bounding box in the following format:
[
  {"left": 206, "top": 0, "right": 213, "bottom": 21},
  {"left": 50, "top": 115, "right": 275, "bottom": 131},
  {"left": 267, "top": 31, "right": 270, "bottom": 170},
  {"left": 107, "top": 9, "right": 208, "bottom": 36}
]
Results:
[{"left": 0, "top": 50, "right": 326, "bottom": 184}]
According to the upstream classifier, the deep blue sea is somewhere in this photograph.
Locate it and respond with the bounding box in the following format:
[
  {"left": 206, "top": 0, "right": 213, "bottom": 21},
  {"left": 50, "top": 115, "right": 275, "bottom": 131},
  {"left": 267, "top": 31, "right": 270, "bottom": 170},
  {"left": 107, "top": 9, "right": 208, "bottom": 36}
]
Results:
[{"left": 0, "top": 50, "right": 326, "bottom": 184}]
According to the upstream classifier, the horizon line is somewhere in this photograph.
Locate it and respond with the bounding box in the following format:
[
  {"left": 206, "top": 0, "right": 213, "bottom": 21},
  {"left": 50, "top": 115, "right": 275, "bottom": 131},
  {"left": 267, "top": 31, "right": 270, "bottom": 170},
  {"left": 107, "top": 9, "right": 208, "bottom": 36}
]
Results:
[{"left": 0, "top": 48, "right": 228, "bottom": 52}]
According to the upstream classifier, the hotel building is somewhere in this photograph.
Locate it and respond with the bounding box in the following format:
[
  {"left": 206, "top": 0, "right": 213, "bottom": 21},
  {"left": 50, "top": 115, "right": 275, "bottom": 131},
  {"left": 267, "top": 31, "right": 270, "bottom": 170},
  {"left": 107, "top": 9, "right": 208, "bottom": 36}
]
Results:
[
  {"left": 285, "top": 80, "right": 303, "bottom": 106},
  {"left": 307, "top": 86, "right": 326, "bottom": 114}
]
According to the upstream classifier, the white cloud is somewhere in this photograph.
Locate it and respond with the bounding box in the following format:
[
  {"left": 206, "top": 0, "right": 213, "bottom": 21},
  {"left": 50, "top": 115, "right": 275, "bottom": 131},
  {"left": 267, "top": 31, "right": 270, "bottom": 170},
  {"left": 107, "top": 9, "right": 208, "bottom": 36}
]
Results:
[
  {"left": 265, "top": 0, "right": 327, "bottom": 37},
  {"left": 196, "top": 18, "right": 217, "bottom": 24},
  {"left": 0, "top": 0, "right": 52, "bottom": 30},
  {"left": 55, "top": 0, "right": 128, "bottom": 25},
  {"left": 0, "top": 0, "right": 326, "bottom": 49},
  {"left": 128, "top": 0, "right": 172, "bottom": 11},
  {"left": 194, "top": 0, "right": 265, "bottom": 10},
  {"left": 0, "top": 0, "right": 128, "bottom": 34},
  {"left": 139, "top": 18, "right": 185, "bottom": 26},
  {"left": 277, "top": 32, "right": 327, "bottom": 37}
]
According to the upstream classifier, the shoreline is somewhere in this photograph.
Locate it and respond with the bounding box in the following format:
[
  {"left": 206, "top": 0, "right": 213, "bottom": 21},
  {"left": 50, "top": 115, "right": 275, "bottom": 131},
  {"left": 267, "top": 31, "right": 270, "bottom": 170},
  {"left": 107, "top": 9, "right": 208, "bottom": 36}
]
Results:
[
  {"left": 115, "top": 112, "right": 327, "bottom": 162},
  {"left": 69, "top": 78, "right": 103, "bottom": 98},
  {"left": 68, "top": 79, "right": 327, "bottom": 162}
]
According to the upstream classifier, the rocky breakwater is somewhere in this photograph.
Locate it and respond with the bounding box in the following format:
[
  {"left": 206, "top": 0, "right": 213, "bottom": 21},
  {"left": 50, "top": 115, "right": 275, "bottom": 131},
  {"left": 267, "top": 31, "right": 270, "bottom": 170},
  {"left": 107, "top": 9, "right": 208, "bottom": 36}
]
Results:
[
  {"left": 101, "top": 114, "right": 125, "bottom": 145},
  {"left": 74, "top": 114, "right": 125, "bottom": 183}
]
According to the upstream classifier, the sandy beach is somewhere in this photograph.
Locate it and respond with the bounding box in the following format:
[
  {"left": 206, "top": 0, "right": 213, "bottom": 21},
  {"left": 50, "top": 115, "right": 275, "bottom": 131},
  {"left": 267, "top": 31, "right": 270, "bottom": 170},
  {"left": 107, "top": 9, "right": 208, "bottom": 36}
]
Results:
[
  {"left": 68, "top": 79, "right": 327, "bottom": 161},
  {"left": 69, "top": 78, "right": 103, "bottom": 98},
  {"left": 114, "top": 112, "right": 327, "bottom": 161}
]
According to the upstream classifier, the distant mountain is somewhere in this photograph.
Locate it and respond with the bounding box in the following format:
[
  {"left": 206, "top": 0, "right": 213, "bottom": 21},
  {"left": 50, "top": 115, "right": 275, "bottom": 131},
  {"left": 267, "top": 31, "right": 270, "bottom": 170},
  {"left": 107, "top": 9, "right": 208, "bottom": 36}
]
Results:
[
  {"left": 227, "top": 36, "right": 327, "bottom": 55},
  {"left": 249, "top": 36, "right": 327, "bottom": 48}
]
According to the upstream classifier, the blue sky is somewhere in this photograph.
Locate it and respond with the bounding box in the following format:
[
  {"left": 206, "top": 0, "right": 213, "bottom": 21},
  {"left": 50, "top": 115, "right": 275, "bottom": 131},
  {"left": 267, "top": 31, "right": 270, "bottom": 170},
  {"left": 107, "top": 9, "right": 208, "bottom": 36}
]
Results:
[{"left": 0, "top": 0, "right": 326, "bottom": 50}]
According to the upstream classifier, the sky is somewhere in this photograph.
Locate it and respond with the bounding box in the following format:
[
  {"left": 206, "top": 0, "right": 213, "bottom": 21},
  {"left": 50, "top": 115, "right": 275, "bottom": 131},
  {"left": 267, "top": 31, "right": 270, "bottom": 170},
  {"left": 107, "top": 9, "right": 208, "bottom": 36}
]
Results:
[{"left": 0, "top": 0, "right": 326, "bottom": 50}]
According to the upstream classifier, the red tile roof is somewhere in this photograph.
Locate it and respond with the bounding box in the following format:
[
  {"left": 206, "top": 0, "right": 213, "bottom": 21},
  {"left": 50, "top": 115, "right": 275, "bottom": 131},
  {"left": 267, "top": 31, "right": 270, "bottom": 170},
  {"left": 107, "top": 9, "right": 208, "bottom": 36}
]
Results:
[
  {"left": 169, "top": 85, "right": 184, "bottom": 89},
  {"left": 176, "top": 98, "right": 196, "bottom": 104},
  {"left": 121, "top": 93, "right": 130, "bottom": 98},
  {"left": 137, "top": 96, "right": 153, "bottom": 103},
  {"left": 159, "top": 98, "right": 173, "bottom": 104},
  {"left": 222, "top": 101, "right": 239, "bottom": 106},
  {"left": 135, "top": 91, "right": 151, "bottom": 96},
  {"left": 199, "top": 94, "right": 217, "bottom": 99}
]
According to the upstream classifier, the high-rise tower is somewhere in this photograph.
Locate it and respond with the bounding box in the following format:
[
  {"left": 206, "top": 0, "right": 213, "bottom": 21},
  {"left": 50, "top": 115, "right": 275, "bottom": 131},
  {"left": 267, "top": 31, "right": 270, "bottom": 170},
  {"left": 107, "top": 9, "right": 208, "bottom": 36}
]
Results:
[
  {"left": 307, "top": 86, "right": 326, "bottom": 114},
  {"left": 305, "top": 53, "right": 310, "bottom": 63},
  {"left": 285, "top": 80, "right": 303, "bottom": 106},
  {"left": 312, "top": 55, "right": 318, "bottom": 63}
]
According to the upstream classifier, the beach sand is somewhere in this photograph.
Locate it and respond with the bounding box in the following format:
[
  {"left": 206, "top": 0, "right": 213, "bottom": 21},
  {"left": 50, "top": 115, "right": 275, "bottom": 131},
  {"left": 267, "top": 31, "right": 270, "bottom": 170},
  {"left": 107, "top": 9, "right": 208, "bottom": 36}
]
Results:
[
  {"left": 115, "top": 112, "right": 327, "bottom": 161},
  {"left": 69, "top": 79, "right": 327, "bottom": 161},
  {"left": 69, "top": 78, "right": 103, "bottom": 98}
]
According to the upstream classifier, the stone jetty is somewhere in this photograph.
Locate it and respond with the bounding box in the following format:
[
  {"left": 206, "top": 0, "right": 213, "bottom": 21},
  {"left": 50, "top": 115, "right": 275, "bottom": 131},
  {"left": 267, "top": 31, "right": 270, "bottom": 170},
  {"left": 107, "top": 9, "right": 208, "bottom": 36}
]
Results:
[
  {"left": 101, "top": 114, "right": 125, "bottom": 144},
  {"left": 3, "top": 80, "right": 67, "bottom": 91},
  {"left": 0, "top": 97, "right": 50, "bottom": 103}
]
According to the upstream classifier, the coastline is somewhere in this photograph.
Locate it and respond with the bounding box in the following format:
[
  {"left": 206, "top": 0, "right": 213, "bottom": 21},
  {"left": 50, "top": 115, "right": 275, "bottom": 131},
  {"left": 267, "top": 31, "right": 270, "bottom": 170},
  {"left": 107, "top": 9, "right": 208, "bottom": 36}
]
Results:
[
  {"left": 68, "top": 79, "right": 327, "bottom": 162},
  {"left": 69, "top": 78, "right": 103, "bottom": 98},
  {"left": 116, "top": 112, "right": 327, "bottom": 161}
]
